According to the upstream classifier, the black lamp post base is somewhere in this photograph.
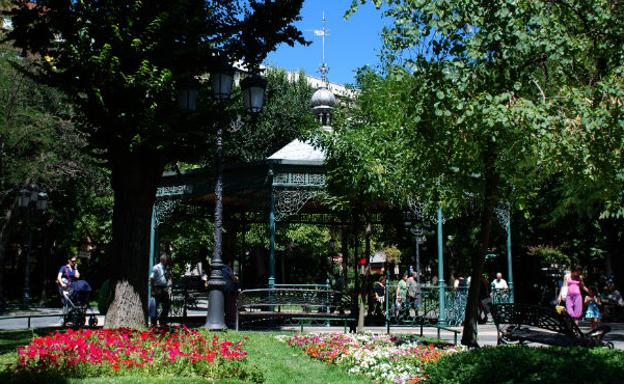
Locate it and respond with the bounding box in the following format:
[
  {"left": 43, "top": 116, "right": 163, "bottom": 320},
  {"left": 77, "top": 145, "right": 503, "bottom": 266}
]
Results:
[{"left": 205, "top": 280, "right": 227, "bottom": 330}]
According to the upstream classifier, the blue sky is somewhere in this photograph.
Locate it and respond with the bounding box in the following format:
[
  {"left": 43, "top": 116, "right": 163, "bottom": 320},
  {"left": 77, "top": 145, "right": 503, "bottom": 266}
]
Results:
[{"left": 266, "top": 0, "right": 388, "bottom": 86}]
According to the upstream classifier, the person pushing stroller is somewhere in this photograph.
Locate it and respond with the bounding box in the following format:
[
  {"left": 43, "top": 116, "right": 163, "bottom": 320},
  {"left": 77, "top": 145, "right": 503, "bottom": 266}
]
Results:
[
  {"left": 57, "top": 256, "right": 97, "bottom": 328},
  {"left": 57, "top": 256, "right": 80, "bottom": 290}
]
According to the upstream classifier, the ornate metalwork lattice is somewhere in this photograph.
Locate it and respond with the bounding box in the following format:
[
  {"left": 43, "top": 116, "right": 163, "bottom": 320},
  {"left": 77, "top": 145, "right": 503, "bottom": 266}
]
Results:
[
  {"left": 272, "top": 172, "right": 326, "bottom": 188},
  {"left": 154, "top": 199, "right": 179, "bottom": 227},
  {"left": 495, "top": 201, "right": 511, "bottom": 229},
  {"left": 274, "top": 173, "right": 289, "bottom": 184},
  {"left": 407, "top": 197, "right": 427, "bottom": 221},
  {"left": 156, "top": 184, "right": 192, "bottom": 198},
  {"left": 406, "top": 197, "right": 448, "bottom": 225},
  {"left": 274, "top": 190, "right": 315, "bottom": 221},
  {"left": 308, "top": 173, "right": 325, "bottom": 186},
  {"left": 429, "top": 209, "right": 447, "bottom": 225}
]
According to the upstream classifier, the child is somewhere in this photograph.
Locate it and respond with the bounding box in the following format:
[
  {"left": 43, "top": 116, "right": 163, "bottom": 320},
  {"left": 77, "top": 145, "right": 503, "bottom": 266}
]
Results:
[{"left": 584, "top": 287, "right": 602, "bottom": 329}]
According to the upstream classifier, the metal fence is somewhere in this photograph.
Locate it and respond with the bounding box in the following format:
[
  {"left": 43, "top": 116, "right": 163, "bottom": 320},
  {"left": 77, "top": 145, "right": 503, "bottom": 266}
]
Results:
[{"left": 381, "top": 281, "right": 512, "bottom": 327}]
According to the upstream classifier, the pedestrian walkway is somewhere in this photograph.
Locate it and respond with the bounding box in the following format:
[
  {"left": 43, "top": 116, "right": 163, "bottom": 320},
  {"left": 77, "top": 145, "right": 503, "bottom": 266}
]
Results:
[
  {"left": 2, "top": 307, "right": 623, "bottom": 349},
  {"left": 0, "top": 307, "right": 103, "bottom": 330}
]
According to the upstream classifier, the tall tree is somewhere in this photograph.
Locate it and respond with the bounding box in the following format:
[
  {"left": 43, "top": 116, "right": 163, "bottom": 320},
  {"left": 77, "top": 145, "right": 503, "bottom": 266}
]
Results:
[
  {"left": 0, "top": 43, "right": 104, "bottom": 304},
  {"left": 6, "top": 0, "right": 305, "bottom": 327},
  {"left": 345, "top": 0, "right": 624, "bottom": 345}
]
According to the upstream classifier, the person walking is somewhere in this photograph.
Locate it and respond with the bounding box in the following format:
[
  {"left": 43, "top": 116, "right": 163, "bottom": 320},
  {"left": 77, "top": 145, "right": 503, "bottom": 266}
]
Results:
[
  {"left": 372, "top": 275, "right": 386, "bottom": 317},
  {"left": 584, "top": 286, "right": 602, "bottom": 329},
  {"left": 563, "top": 266, "right": 588, "bottom": 324},
  {"left": 150, "top": 255, "right": 171, "bottom": 326},
  {"left": 407, "top": 271, "right": 419, "bottom": 316},
  {"left": 223, "top": 262, "right": 239, "bottom": 327},
  {"left": 396, "top": 272, "right": 408, "bottom": 318}
]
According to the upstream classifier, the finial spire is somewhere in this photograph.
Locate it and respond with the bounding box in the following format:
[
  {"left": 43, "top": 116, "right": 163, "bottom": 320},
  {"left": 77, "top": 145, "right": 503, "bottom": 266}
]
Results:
[{"left": 313, "top": 12, "right": 330, "bottom": 84}]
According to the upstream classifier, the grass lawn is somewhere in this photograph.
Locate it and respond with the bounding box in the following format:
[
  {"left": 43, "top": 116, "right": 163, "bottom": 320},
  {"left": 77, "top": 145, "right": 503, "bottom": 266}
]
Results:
[
  {"left": 0, "top": 329, "right": 369, "bottom": 384},
  {"left": 3, "top": 328, "right": 624, "bottom": 384}
]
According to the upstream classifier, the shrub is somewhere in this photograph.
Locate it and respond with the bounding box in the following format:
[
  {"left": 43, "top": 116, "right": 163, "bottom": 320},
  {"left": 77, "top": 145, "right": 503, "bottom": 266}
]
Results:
[{"left": 424, "top": 346, "right": 624, "bottom": 384}]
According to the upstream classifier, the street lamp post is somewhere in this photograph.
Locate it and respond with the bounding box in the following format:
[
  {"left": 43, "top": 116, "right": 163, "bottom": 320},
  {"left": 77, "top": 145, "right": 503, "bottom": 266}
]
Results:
[
  {"left": 18, "top": 186, "right": 48, "bottom": 307},
  {"left": 411, "top": 227, "right": 424, "bottom": 287},
  {"left": 495, "top": 202, "right": 514, "bottom": 303},
  {"left": 404, "top": 220, "right": 425, "bottom": 290},
  {"left": 178, "top": 67, "right": 266, "bottom": 330}
]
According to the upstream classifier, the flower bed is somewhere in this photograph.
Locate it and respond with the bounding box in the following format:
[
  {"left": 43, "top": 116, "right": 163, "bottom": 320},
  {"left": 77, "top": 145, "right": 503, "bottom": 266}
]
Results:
[
  {"left": 11, "top": 327, "right": 262, "bottom": 382},
  {"left": 281, "top": 333, "right": 460, "bottom": 383}
]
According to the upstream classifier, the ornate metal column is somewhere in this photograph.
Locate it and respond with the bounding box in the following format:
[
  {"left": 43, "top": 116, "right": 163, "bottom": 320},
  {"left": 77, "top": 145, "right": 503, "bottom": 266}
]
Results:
[
  {"left": 267, "top": 165, "right": 325, "bottom": 288},
  {"left": 206, "top": 124, "right": 227, "bottom": 330},
  {"left": 148, "top": 185, "right": 189, "bottom": 319},
  {"left": 268, "top": 168, "right": 276, "bottom": 289}
]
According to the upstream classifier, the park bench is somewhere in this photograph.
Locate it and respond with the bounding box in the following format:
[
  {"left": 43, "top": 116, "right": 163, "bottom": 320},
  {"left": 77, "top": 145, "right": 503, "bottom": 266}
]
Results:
[
  {"left": 292, "top": 316, "right": 356, "bottom": 333},
  {"left": 235, "top": 288, "right": 354, "bottom": 331},
  {"left": 491, "top": 303, "right": 613, "bottom": 348}
]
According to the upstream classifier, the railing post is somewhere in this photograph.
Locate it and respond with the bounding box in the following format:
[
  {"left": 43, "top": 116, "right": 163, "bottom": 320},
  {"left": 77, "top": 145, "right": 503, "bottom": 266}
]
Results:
[
  {"left": 148, "top": 206, "right": 157, "bottom": 325},
  {"left": 325, "top": 278, "right": 330, "bottom": 327},
  {"left": 437, "top": 208, "right": 447, "bottom": 326},
  {"left": 385, "top": 269, "right": 390, "bottom": 334},
  {"left": 506, "top": 219, "right": 514, "bottom": 303}
]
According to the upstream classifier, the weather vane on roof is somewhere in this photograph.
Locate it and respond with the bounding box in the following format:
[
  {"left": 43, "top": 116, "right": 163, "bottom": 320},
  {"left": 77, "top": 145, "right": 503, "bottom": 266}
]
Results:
[{"left": 310, "top": 12, "right": 330, "bottom": 83}]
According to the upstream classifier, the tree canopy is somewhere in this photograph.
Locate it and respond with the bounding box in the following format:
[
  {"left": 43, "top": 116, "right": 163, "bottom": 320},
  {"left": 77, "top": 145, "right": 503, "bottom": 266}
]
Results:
[
  {"left": 341, "top": 0, "right": 624, "bottom": 345},
  {"left": 6, "top": 0, "right": 306, "bottom": 327}
]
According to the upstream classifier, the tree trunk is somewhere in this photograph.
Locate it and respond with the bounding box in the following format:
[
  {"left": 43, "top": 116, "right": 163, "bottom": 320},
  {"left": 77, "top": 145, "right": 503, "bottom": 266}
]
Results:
[
  {"left": 461, "top": 145, "right": 499, "bottom": 347},
  {"left": 341, "top": 223, "right": 348, "bottom": 290},
  {"left": 357, "top": 223, "right": 371, "bottom": 331},
  {"left": 104, "top": 151, "right": 163, "bottom": 329},
  {"left": 603, "top": 218, "right": 623, "bottom": 285},
  {"left": 0, "top": 206, "right": 14, "bottom": 305}
]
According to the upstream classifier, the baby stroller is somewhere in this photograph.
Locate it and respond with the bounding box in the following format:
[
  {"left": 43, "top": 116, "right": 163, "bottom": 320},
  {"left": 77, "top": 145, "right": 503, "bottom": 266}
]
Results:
[{"left": 60, "top": 280, "right": 98, "bottom": 328}]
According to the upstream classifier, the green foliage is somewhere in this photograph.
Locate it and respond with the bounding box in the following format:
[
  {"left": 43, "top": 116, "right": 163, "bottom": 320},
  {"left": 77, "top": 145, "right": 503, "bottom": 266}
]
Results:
[
  {"left": 5, "top": 1, "right": 306, "bottom": 324},
  {"left": 160, "top": 217, "right": 214, "bottom": 268},
  {"left": 337, "top": 0, "right": 624, "bottom": 344},
  {"left": 0, "top": 47, "right": 88, "bottom": 193},
  {"left": 424, "top": 346, "right": 624, "bottom": 384},
  {"left": 6, "top": 1, "right": 307, "bottom": 166},
  {"left": 381, "top": 245, "right": 401, "bottom": 264},
  {"left": 0, "top": 47, "right": 111, "bottom": 295},
  {"left": 243, "top": 223, "right": 331, "bottom": 283},
  {"left": 340, "top": 0, "right": 624, "bottom": 220},
  {"left": 230, "top": 67, "right": 315, "bottom": 162},
  {"left": 322, "top": 69, "right": 417, "bottom": 209},
  {"left": 527, "top": 245, "right": 573, "bottom": 267}
]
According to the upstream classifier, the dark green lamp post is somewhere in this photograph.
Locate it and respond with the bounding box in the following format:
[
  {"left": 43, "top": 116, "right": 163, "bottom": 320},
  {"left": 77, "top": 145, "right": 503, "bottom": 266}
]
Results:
[
  {"left": 178, "top": 66, "right": 266, "bottom": 330},
  {"left": 18, "top": 185, "right": 48, "bottom": 307}
]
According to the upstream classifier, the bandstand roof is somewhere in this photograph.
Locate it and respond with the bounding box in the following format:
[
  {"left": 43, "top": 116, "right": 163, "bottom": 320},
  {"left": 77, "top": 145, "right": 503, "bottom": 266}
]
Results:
[
  {"left": 156, "top": 137, "right": 331, "bottom": 223},
  {"left": 267, "top": 139, "right": 325, "bottom": 163}
]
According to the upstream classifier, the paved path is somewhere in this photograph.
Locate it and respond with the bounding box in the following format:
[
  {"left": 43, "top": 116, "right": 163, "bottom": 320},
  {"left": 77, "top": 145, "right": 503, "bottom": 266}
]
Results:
[
  {"left": 0, "top": 307, "right": 104, "bottom": 330},
  {"left": 2, "top": 308, "right": 623, "bottom": 349},
  {"left": 279, "top": 323, "right": 624, "bottom": 349}
]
